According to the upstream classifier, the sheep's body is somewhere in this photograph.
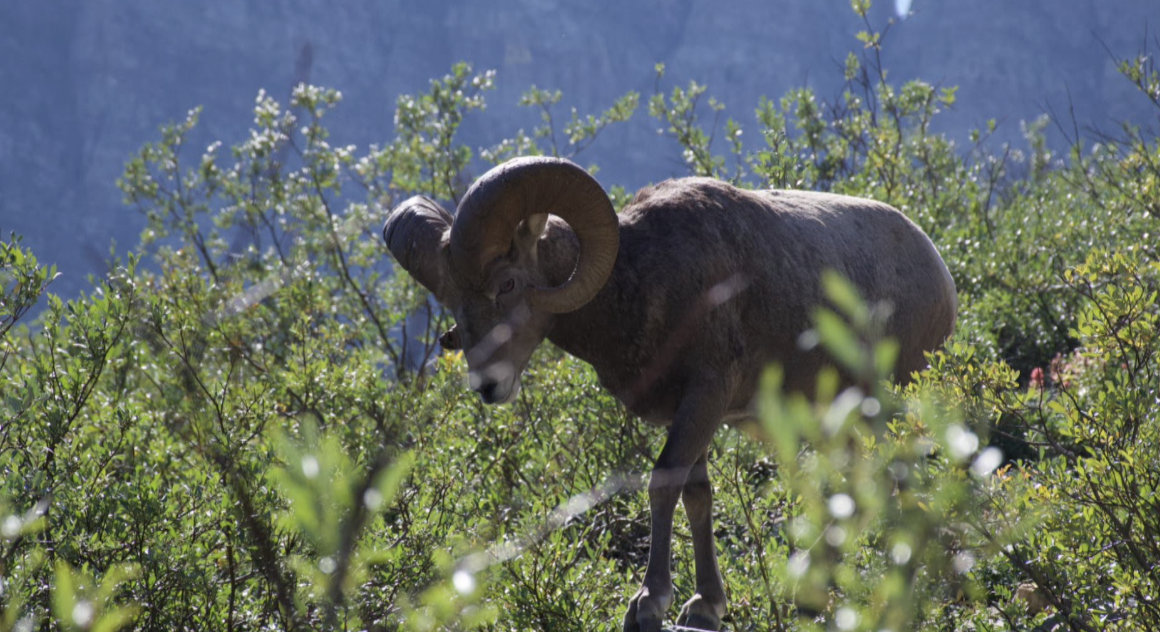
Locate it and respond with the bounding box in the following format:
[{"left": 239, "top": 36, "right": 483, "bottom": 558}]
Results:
[
  {"left": 547, "top": 178, "right": 956, "bottom": 423},
  {"left": 382, "top": 158, "right": 956, "bottom": 632}
]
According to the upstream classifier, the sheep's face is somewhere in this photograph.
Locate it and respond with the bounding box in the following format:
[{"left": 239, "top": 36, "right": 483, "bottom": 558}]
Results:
[
  {"left": 444, "top": 250, "right": 555, "bottom": 405},
  {"left": 384, "top": 158, "right": 619, "bottom": 406}
]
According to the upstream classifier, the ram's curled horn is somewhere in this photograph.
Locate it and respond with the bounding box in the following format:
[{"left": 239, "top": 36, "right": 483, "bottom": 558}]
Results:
[
  {"left": 383, "top": 195, "right": 454, "bottom": 300},
  {"left": 450, "top": 156, "right": 620, "bottom": 314}
]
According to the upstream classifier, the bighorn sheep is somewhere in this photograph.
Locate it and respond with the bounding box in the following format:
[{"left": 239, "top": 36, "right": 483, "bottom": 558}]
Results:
[{"left": 383, "top": 157, "right": 957, "bottom": 631}]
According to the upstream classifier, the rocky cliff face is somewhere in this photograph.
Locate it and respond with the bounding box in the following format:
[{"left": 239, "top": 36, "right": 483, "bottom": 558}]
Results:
[{"left": 2, "top": 0, "right": 1157, "bottom": 298}]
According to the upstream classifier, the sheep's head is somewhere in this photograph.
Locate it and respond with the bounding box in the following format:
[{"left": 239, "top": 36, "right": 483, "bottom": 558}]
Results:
[{"left": 383, "top": 157, "right": 619, "bottom": 404}]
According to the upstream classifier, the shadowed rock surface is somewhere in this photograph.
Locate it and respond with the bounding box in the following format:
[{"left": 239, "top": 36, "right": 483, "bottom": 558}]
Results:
[{"left": 1, "top": 0, "right": 1157, "bottom": 298}]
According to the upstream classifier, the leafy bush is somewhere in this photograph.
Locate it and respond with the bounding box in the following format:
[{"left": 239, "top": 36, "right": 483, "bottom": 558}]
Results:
[{"left": 3, "top": 5, "right": 1160, "bottom": 631}]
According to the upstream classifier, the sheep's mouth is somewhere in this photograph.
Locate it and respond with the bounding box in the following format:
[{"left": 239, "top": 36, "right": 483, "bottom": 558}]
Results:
[
  {"left": 474, "top": 375, "right": 520, "bottom": 405},
  {"left": 468, "top": 363, "right": 522, "bottom": 405}
]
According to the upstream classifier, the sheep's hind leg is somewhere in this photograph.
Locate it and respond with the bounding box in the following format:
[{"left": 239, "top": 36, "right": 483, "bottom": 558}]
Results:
[
  {"left": 676, "top": 450, "right": 726, "bottom": 630},
  {"left": 623, "top": 384, "right": 727, "bottom": 632}
]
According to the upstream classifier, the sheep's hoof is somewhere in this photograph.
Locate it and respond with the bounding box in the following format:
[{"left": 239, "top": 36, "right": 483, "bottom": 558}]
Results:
[
  {"left": 675, "top": 594, "right": 723, "bottom": 631},
  {"left": 623, "top": 586, "right": 670, "bottom": 632}
]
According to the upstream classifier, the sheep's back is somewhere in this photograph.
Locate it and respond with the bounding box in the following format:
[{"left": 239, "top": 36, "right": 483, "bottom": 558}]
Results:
[{"left": 612, "top": 179, "right": 955, "bottom": 398}]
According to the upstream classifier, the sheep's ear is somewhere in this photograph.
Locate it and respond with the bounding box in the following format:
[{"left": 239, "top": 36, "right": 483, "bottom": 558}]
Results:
[
  {"left": 439, "top": 325, "right": 462, "bottom": 351},
  {"left": 383, "top": 196, "right": 454, "bottom": 302},
  {"left": 511, "top": 213, "right": 549, "bottom": 261}
]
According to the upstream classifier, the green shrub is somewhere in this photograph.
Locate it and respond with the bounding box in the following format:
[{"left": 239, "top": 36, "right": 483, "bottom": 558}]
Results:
[{"left": 3, "top": 6, "right": 1160, "bottom": 630}]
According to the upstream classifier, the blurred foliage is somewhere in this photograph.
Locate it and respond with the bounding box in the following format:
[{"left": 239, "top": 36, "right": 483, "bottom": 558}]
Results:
[{"left": 3, "top": 5, "right": 1160, "bottom": 631}]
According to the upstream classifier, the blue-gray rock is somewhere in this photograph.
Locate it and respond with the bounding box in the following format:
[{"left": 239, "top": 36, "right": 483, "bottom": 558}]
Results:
[{"left": 1, "top": 0, "right": 1157, "bottom": 299}]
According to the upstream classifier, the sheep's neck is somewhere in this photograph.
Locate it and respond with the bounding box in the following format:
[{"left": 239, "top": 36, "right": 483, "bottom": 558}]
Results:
[{"left": 539, "top": 225, "right": 636, "bottom": 386}]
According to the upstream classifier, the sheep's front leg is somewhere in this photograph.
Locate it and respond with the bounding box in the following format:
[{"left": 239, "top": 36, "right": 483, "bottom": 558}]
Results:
[
  {"left": 676, "top": 450, "right": 727, "bottom": 630},
  {"left": 624, "top": 387, "right": 726, "bottom": 632}
]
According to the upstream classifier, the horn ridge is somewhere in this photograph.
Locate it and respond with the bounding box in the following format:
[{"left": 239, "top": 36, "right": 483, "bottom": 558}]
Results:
[
  {"left": 383, "top": 195, "right": 454, "bottom": 301},
  {"left": 449, "top": 157, "right": 619, "bottom": 314}
]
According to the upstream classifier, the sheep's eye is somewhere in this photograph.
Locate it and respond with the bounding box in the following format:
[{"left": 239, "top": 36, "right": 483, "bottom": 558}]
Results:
[{"left": 498, "top": 278, "right": 516, "bottom": 295}]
